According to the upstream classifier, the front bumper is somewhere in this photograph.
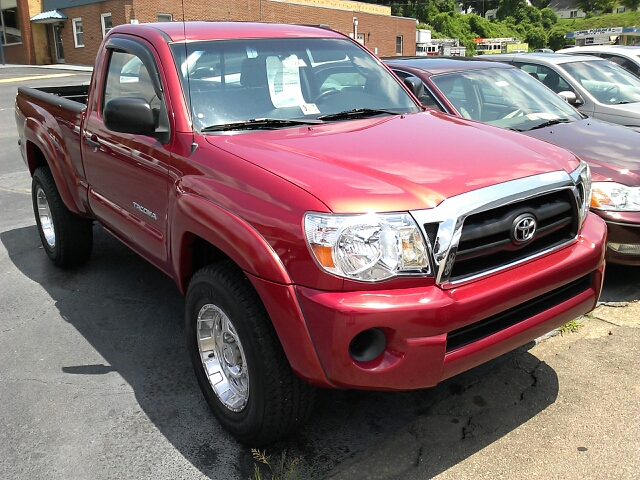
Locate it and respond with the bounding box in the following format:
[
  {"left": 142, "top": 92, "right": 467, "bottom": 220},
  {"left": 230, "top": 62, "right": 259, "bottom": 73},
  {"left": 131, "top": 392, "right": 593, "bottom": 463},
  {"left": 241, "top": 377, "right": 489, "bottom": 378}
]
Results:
[
  {"left": 294, "top": 213, "right": 606, "bottom": 390},
  {"left": 596, "top": 211, "right": 640, "bottom": 266}
]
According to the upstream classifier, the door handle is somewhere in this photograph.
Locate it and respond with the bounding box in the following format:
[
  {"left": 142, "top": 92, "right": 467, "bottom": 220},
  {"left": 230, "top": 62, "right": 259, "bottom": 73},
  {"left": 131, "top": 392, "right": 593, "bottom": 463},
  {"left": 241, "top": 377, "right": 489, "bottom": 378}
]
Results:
[{"left": 84, "top": 135, "right": 100, "bottom": 149}]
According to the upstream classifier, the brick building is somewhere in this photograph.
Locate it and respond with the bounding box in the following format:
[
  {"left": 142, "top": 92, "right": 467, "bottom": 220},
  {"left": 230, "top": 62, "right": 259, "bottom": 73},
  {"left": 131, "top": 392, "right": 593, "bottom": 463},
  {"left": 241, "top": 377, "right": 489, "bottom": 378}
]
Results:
[
  {"left": 1, "top": 0, "right": 45, "bottom": 64},
  {"left": 16, "top": 0, "right": 416, "bottom": 65}
]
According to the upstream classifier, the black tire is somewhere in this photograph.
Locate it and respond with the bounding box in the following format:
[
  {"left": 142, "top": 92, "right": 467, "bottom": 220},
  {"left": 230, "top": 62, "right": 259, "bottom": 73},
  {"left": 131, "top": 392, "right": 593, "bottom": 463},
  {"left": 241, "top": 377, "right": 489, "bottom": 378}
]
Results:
[
  {"left": 32, "top": 166, "right": 93, "bottom": 267},
  {"left": 185, "top": 262, "right": 315, "bottom": 445}
]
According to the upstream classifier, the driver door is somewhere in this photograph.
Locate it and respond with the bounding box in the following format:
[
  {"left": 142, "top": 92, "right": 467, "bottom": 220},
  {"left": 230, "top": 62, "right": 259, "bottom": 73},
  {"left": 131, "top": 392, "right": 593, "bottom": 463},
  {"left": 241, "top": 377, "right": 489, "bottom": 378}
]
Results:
[{"left": 82, "top": 39, "right": 172, "bottom": 270}]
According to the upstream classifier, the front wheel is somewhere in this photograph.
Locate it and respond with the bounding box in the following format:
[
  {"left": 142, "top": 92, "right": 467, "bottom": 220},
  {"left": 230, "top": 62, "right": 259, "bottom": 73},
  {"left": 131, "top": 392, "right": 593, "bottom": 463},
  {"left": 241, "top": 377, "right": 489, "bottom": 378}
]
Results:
[
  {"left": 32, "top": 166, "right": 93, "bottom": 267},
  {"left": 185, "top": 262, "right": 315, "bottom": 445}
]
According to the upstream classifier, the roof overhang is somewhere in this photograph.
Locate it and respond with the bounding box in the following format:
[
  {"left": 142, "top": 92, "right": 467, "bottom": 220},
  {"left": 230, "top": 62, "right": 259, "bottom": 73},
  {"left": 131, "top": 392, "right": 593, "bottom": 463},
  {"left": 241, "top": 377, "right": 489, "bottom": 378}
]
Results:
[
  {"left": 30, "top": 10, "right": 68, "bottom": 24},
  {"left": 565, "top": 27, "right": 640, "bottom": 39}
]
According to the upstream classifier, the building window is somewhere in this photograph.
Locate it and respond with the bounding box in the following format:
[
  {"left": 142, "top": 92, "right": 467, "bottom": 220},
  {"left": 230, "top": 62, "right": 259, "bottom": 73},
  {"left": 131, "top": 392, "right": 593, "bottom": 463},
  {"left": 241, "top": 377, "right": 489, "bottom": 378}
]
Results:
[
  {"left": 396, "top": 36, "right": 403, "bottom": 55},
  {"left": 157, "top": 13, "right": 172, "bottom": 22},
  {"left": 101, "top": 13, "right": 113, "bottom": 38},
  {"left": 570, "top": 10, "right": 577, "bottom": 18},
  {"left": 0, "top": 0, "right": 22, "bottom": 45},
  {"left": 72, "top": 18, "right": 84, "bottom": 48}
]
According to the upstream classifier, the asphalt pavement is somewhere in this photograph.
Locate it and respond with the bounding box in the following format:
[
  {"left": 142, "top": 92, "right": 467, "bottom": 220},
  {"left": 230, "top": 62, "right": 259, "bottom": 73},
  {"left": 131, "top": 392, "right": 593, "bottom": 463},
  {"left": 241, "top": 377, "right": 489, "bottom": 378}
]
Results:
[{"left": 1, "top": 64, "right": 639, "bottom": 480}]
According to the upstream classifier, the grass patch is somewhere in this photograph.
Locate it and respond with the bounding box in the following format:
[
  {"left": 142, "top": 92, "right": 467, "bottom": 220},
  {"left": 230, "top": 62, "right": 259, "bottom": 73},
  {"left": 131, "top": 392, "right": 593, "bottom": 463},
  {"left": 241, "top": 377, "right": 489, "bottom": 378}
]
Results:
[
  {"left": 557, "top": 11, "right": 640, "bottom": 31},
  {"left": 557, "top": 319, "right": 584, "bottom": 335},
  {"left": 250, "top": 449, "right": 306, "bottom": 480}
]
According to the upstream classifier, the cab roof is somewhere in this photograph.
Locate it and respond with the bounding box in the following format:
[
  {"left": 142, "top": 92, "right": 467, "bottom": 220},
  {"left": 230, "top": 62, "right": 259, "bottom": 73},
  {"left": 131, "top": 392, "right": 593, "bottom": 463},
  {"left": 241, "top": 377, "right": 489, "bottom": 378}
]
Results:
[
  {"left": 383, "top": 56, "right": 512, "bottom": 74},
  {"left": 108, "top": 21, "right": 343, "bottom": 43}
]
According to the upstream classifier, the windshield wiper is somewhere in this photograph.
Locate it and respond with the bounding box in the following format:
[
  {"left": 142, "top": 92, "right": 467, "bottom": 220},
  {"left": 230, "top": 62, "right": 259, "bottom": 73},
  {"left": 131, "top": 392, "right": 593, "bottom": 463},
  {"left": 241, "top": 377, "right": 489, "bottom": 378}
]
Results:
[
  {"left": 201, "top": 118, "right": 323, "bottom": 132},
  {"left": 316, "top": 108, "right": 399, "bottom": 121},
  {"left": 527, "top": 118, "right": 572, "bottom": 131}
]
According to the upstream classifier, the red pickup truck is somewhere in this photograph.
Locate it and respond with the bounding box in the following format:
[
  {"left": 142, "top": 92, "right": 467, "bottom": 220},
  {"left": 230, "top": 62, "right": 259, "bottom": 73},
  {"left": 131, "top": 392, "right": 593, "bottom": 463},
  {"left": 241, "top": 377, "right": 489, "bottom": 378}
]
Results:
[{"left": 15, "top": 21, "right": 606, "bottom": 444}]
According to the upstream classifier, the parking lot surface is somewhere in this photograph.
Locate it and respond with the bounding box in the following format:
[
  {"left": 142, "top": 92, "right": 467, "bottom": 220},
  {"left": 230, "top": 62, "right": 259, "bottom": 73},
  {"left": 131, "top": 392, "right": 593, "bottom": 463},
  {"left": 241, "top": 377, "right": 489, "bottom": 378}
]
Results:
[{"left": 1, "top": 66, "right": 639, "bottom": 479}]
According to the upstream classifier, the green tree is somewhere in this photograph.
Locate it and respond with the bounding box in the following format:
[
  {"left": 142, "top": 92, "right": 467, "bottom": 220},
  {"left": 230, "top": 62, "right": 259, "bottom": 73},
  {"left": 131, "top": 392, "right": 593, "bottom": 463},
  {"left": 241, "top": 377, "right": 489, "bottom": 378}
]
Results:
[
  {"left": 515, "top": 4, "right": 543, "bottom": 23},
  {"left": 548, "top": 26, "right": 573, "bottom": 51},
  {"left": 525, "top": 26, "right": 548, "bottom": 49},
  {"left": 497, "top": 0, "right": 528, "bottom": 20},
  {"left": 575, "top": 0, "right": 617, "bottom": 14},
  {"left": 540, "top": 8, "right": 558, "bottom": 30},
  {"left": 620, "top": 0, "right": 640, "bottom": 10}
]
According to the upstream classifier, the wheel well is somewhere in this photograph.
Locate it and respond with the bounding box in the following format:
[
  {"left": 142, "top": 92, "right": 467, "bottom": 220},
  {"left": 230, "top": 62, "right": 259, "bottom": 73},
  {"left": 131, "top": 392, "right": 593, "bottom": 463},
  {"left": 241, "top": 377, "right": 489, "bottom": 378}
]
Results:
[
  {"left": 26, "top": 141, "right": 48, "bottom": 175},
  {"left": 181, "top": 233, "right": 233, "bottom": 291}
]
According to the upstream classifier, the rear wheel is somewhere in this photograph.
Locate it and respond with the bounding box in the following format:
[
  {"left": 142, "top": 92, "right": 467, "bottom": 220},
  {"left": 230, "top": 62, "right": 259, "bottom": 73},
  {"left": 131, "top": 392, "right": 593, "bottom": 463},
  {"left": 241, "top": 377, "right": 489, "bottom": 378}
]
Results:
[
  {"left": 32, "top": 166, "right": 93, "bottom": 267},
  {"left": 185, "top": 262, "right": 315, "bottom": 445}
]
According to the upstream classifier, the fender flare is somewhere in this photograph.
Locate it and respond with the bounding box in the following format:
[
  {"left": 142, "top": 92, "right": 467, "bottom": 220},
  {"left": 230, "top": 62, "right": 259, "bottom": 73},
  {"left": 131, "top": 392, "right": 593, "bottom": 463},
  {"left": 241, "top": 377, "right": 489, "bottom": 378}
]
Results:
[
  {"left": 23, "top": 117, "right": 82, "bottom": 216},
  {"left": 171, "top": 192, "right": 292, "bottom": 293},
  {"left": 171, "top": 192, "right": 332, "bottom": 386}
]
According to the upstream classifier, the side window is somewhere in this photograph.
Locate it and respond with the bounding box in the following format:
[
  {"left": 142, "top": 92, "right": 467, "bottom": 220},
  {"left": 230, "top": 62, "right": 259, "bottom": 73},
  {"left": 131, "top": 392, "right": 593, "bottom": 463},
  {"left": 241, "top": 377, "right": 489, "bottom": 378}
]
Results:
[
  {"left": 101, "top": 13, "right": 113, "bottom": 38},
  {"left": 391, "top": 70, "right": 443, "bottom": 111},
  {"left": 103, "top": 50, "right": 162, "bottom": 127},
  {"left": 433, "top": 75, "right": 470, "bottom": 117},
  {"left": 516, "top": 63, "right": 574, "bottom": 94},
  {"left": 72, "top": 18, "right": 84, "bottom": 48},
  {"left": 601, "top": 54, "right": 639, "bottom": 75},
  {"left": 396, "top": 36, "right": 403, "bottom": 55}
]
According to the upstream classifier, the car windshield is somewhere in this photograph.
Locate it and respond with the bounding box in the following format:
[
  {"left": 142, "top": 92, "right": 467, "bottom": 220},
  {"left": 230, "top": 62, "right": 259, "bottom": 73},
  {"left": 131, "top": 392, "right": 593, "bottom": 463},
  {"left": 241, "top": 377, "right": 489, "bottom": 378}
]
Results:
[
  {"left": 429, "top": 67, "right": 582, "bottom": 131},
  {"left": 170, "top": 38, "right": 420, "bottom": 131},
  {"left": 562, "top": 59, "right": 640, "bottom": 105}
]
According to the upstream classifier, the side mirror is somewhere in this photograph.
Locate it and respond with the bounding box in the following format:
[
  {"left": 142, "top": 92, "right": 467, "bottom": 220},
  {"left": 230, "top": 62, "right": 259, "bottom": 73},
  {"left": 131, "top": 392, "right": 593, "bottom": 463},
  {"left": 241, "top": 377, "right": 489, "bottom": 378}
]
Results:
[
  {"left": 104, "top": 97, "right": 156, "bottom": 137},
  {"left": 403, "top": 75, "right": 425, "bottom": 99},
  {"left": 557, "top": 91, "right": 584, "bottom": 106}
]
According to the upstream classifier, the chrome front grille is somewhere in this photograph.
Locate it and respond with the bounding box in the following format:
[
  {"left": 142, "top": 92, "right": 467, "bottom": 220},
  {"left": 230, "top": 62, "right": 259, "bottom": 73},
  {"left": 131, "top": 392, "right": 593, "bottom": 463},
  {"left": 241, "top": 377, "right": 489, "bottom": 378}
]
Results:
[
  {"left": 410, "top": 170, "right": 584, "bottom": 287},
  {"left": 449, "top": 190, "right": 578, "bottom": 281}
]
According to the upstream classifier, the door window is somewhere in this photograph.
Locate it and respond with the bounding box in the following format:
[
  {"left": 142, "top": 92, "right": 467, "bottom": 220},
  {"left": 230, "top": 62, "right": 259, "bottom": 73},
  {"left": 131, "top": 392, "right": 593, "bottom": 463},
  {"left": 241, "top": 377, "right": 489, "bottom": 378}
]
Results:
[
  {"left": 515, "top": 63, "right": 573, "bottom": 94},
  {"left": 103, "top": 50, "right": 163, "bottom": 127}
]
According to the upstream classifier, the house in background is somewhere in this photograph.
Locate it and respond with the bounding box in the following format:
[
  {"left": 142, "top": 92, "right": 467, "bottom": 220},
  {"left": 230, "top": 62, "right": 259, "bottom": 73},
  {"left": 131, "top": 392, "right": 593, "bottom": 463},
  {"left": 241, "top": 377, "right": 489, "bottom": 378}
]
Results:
[
  {"left": 7, "top": 0, "right": 417, "bottom": 65},
  {"left": 547, "top": 0, "right": 585, "bottom": 19}
]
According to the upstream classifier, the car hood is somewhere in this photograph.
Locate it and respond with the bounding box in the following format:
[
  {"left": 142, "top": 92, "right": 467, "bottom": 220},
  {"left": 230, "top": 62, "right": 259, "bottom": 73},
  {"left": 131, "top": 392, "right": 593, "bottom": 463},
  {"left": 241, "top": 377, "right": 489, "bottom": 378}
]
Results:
[
  {"left": 601, "top": 101, "right": 640, "bottom": 120},
  {"left": 205, "top": 110, "right": 581, "bottom": 213},
  {"left": 524, "top": 118, "right": 640, "bottom": 185}
]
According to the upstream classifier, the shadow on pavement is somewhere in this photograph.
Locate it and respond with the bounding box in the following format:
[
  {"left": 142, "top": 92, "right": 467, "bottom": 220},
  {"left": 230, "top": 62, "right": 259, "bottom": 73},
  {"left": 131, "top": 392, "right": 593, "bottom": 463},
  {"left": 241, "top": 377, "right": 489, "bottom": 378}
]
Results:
[
  {"left": 2, "top": 224, "right": 568, "bottom": 479},
  {"left": 599, "top": 263, "right": 640, "bottom": 303}
]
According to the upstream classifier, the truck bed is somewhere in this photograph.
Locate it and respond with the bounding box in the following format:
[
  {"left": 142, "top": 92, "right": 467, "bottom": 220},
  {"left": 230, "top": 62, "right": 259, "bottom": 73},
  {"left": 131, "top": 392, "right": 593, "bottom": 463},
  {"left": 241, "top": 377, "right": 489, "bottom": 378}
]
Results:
[{"left": 18, "top": 85, "right": 89, "bottom": 112}]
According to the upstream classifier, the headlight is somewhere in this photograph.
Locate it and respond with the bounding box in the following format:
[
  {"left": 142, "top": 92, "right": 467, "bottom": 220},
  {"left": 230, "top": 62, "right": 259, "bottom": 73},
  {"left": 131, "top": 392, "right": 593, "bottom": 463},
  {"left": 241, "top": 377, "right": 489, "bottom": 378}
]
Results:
[
  {"left": 304, "top": 212, "right": 431, "bottom": 281},
  {"left": 571, "top": 160, "right": 591, "bottom": 227},
  {"left": 591, "top": 182, "right": 640, "bottom": 211}
]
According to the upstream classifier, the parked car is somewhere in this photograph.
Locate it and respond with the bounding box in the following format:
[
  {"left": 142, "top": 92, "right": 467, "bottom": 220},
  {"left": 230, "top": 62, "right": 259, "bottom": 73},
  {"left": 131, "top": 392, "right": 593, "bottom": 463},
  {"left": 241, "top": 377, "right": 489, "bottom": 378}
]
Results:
[
  {"left": 385, "top": 57, "right": 640, "bottom": 265},
  {"left": 477, "top": 52, "right": 640, "bottom": 131},
  {"left": 534, "top": 48, "right": 555, "bottom": 53},
  {"left": 557, "top": 45, "right": 640, "bottom": 77}
]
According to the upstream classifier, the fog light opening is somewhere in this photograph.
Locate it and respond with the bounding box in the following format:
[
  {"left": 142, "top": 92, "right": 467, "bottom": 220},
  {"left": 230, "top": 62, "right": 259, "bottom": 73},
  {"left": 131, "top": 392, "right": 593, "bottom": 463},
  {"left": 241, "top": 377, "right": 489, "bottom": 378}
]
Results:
[{"left": 349, "top": 328, "right": 387, "bottom": 363}]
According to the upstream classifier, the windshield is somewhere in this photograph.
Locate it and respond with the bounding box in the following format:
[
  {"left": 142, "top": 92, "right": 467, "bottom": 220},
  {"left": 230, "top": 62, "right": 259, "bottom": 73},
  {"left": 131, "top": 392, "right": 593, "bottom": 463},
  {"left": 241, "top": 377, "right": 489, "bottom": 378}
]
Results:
[
  {"left": 430, "top": 67, "right": 583, "bottom": 131},
  {"left": 562, "top": 60, "right": 640, "bottom": 105},
  {"left": 170, "top": 38, "right": 420, "bottom": 131}
]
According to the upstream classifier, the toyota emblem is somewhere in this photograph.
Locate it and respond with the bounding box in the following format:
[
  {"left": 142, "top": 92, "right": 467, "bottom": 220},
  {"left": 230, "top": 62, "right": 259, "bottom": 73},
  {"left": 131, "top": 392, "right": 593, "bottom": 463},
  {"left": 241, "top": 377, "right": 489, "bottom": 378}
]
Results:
[{"left": 511, "top": 213, "right": 537, "bottom": 245}]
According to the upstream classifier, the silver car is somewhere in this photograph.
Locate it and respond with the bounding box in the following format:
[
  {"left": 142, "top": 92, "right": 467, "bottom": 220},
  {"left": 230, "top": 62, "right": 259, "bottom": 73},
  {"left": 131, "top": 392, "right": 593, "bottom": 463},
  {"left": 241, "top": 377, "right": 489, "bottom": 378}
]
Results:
[
  {"left": 556, "top": 45, "right": 640, "bottom": 77},
  {"left": 483, "top": 53, "right": 640, "bottom": 131}
]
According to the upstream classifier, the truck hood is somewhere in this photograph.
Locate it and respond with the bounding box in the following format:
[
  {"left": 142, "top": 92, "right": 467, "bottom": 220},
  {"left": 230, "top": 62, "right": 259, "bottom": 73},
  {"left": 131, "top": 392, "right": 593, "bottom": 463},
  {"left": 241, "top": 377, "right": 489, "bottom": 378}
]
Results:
[
  {"left": 205, "top": 110, "right": 581, "bottom": 213},
  {"left": 524, "top": 118, "right": 640, "bottom": 185}
]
